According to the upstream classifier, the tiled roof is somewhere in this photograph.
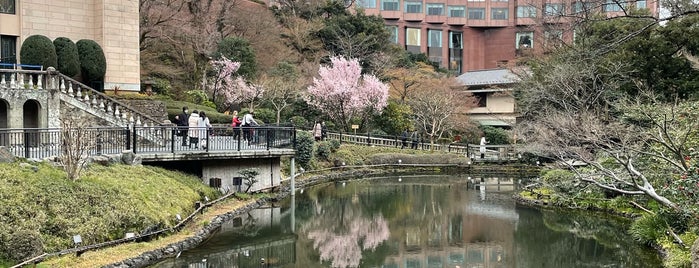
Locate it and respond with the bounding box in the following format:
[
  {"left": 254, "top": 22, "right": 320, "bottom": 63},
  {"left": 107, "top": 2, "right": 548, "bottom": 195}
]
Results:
[{"left": 456, "top": 69, "right": 520, "bottom": 86}]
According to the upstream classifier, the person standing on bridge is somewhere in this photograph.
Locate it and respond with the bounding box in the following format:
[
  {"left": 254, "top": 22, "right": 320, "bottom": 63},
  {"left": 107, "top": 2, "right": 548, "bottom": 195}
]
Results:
[
  {"left": 178, "top": 107, "right": 189, "bottom": 146},
  {"left": 188, "top": 110, "right": 201, "bottom": 149},
  {"left": 479, "top": 136, "right": 488, "bottom": 159},
  {"left": 231, "top": 110, "right": 242, "bottom": 140},
  {"left": 199, "top": 111, "right": 213, "bottom": 149},
  {"left": 242, "top": 111, "right": 259, "bottom": 144},
  {"left": 313, "top": 121, "right": 322, "bottom": 141}
]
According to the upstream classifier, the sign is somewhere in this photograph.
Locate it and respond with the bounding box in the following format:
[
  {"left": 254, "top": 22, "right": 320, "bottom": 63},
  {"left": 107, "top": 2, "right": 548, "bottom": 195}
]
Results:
[{"left": 351, "top": 125, "right": 359, "bottom": 129}]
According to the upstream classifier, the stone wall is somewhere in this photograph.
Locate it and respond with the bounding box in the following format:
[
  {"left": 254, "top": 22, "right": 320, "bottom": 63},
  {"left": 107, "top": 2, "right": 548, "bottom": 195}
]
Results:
[
  {"left": 119, "top": 100, "right": 169, "bottom": 124},
  {"left": 0, "top": 89, "right": 61, "bottom": 128}
]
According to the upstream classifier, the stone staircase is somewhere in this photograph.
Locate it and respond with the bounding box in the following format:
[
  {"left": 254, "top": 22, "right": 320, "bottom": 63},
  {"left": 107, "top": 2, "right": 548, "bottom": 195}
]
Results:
[{"left": 0, "top": 68, "right": 169, "bottom": 145}]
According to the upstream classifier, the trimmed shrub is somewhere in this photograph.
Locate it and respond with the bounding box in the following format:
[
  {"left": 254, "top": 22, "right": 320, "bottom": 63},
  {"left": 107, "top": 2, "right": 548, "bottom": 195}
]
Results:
[
  {"left": 53, "top": 37, "right": 80, "bottom": 77},
  {"left": 480, "top": 125, "right": 511, "bottom": 145},
  {"left": 290, "top": 115, "right": 308, "bottom": 129},
  {"left": 20, "top": 35, "right": 57, "bottom": 69},
  {"left": 295, "top": 131, "right": 314, "bottom": 169},
  {"left": 76, "top": 39, "right": 107, "bottom": 85},
  {"left": 315, "top": 142, "right": 332, "bottom": 161}
]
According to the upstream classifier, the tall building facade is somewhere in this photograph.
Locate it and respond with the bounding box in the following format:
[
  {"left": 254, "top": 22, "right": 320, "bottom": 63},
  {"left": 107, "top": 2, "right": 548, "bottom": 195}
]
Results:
[
  {"left": 0, "top": 0, "right": 140, "bottom": 91},
  {"left": 359, "top": 0, "right": 658, "bottom": 74}
]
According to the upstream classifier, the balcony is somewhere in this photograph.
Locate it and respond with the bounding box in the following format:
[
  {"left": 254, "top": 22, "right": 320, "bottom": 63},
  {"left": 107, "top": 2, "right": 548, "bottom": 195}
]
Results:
[
  {"left": 425, "top": 15, "right": 446, "bottom": 23},
  {"left": 515, "top": 17, "right": 536, "bottom": 25},
  {"left": 403, "top": 13, "right": 424, "bottom": 21},
  {"left": 447, "top": 17, "right": 467, "bottom": 25},
  {"left": 380, "top": 10, "right": 402, "bottom": 19}
]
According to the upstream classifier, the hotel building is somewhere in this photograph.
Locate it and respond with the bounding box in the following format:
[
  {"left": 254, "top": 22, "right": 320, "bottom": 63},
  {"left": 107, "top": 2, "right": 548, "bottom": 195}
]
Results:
[
  {"left": 358, "top": 0, "right": 658, "bottom": 74},
  {"left": 0, "top": 0, "right": 140, "bottom": 91}
]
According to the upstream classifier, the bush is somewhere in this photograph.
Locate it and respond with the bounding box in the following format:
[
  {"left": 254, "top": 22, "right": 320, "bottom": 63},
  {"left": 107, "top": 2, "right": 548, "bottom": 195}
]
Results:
[
  {"left": 629, "top": 213, "right": 666, "bottom": 245},
  {"left": 541, "top": 169, "right": 577, "bottom": 194},
  {"left": 480, "top": 125, "right": 511, "bottom": 145},
  {"left": 53, "top": 37, "right": 80, "bottom": 77},
  {"left": 295, "top": 131, "right": 314, "bottom": 169},
  {"left": 76, "top": 39, "right": 107, "bottom": 85},
  {"left": 315, "top": 142, "right": 332, "bottom": 161},
  {"left": 290, "top": 115, "right": 308, "bottom": 129},
  {"left": 20, "top": 35, "right": 57, "bottom": 70}
]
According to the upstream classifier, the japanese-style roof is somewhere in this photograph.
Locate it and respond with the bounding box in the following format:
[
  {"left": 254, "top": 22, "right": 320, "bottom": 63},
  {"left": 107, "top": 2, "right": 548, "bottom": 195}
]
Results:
[{"left": 456, "top": 69, "right": 520, "bottom": 86}]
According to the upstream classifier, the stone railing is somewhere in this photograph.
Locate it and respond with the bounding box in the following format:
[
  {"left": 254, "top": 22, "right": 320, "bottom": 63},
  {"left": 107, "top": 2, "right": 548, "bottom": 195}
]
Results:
[{"left": 0, "top": 68, "right": 165, "bottom": 128}]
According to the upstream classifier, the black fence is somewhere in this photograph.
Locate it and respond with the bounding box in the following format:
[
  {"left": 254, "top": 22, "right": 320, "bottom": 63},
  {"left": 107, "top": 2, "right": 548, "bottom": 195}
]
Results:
[{"left": 0, "top": 126, "right": 296, "bottom": 159}]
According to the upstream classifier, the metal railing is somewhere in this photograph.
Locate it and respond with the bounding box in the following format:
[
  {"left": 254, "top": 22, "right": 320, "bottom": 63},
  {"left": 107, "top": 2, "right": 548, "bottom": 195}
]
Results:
[
  {"left": 324, "top": 131, "right": 520, "bottom": 161},
  {"left": 0, "top": 126, "right": 296, "bottom": 159}
]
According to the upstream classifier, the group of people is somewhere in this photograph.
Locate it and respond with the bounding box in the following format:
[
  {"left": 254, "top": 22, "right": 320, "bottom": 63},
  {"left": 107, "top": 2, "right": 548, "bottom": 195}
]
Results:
[
  {"left": 230, "top": 110, "right": 259, "bottom": 144},
  {"left": 312, "top": 121, "right": 327, "bottom": 141},
  {"left": 400, "top": 129, "right": 421, "bottom": 149},
  {"left": 175, "top": 107, "right": 262, "bottom": 148},
  {"left": 175, "top": 106, "right": 212, "bottom": 149}
]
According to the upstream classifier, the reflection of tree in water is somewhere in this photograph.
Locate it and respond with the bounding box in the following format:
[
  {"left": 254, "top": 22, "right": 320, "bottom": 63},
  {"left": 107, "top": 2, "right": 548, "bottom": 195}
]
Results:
[
  {"left": 515, "top": 207, "right": 662, "bottom": 267},
  {"left": 301, "top": 196, "right": 390, "bottom": 268},
  {"left": 241, "top": 211, "right": 260, "bottom": 237}
]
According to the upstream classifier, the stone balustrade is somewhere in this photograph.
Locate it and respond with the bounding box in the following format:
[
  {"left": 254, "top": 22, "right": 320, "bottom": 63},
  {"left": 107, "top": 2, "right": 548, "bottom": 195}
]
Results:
[{"left": 0, "top": 69, "right": 163, "bottom": 128}]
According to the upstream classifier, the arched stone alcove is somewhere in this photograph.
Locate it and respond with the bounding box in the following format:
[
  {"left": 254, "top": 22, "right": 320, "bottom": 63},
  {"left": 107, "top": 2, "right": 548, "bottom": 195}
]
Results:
[{"left": 23, "top": 99, "right": 42, "bottom": 147}]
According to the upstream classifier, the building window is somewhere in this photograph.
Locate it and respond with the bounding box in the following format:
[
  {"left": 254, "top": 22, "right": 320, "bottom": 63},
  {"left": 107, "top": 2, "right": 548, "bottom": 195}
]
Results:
[
  {"left": 357, "top": 0, "right": 377, "bottom": 8},
  {"left": 381, "top": 0, "right": 399, "bottom": 11},
  {"left": 427, "top": 3, "right": 444, "bottom": 15},
  {"left": 491, "top": 8, "right": 509, "bottom": 20},
  {"left": 387, "top": 26, "right": 399, "bottom": 44},
  {"left": 636, "top": 0, "right": 646, "bottom": 8},
  {"left": 449, "top": 31, "right": 463, "bottom": 73},
  {"left": 516, "top": 32, "right": 534, "bottom": 49},
  {"left": 405, "top": 1, "right": 422, "bottom": 13},
  {"left": 468, "top": 8, "right": 485, "bottom": 19},
  {"left": 406, "top": 28, "right": 421, "bottom": 53},
  {"left": 474, "top": 92, "right": 487, "bottom": 107},
  {"left": 0, "top": 35, "right": 17, "bottom": 66},
  {"left": 428, "top": 30, "right": 442, "bottom": 65},
  {"left": 545, "top": 3, "right": 564, "bottom": 16},
  {"left": 448, "top": 6, "right": 466, "bottom": 17},
  {"left": 544, "top": 30, "right": 563, "bottom": 47},
  {"left": 604, "top": 0, "right": 623, "bottom": 12},
  {"left": 0, "top": 0, "right": 15, "bottom": 14},
  {"left": 516, "top": 6, "right": 537, "bottom": 17}
]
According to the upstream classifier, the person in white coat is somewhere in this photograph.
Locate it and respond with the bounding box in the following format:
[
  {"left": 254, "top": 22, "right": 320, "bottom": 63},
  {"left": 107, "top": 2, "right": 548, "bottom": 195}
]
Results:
[
  {"left": 479, "top": 136, "right": 487, "bottom": 159},
  {"left": 188, "top": 110, "right": 201, "bottom": 148},
  {"left": 198, "top": 111, "right": 213, "bottom": 149}
]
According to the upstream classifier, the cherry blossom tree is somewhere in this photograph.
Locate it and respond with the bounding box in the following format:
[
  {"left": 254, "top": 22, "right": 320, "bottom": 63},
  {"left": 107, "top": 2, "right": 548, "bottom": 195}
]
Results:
[
  {"left": 210, "top": 56, "right": 265, "bottom": 112},
  {"left": 306, "top": 56, "right": 388, "bottom": 131}
]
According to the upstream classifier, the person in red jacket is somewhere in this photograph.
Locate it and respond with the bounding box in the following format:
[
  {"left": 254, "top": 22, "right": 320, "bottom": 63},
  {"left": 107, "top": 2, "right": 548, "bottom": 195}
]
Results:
[{"left": 231, "top": 110, "right": 242, "bottom": 140}]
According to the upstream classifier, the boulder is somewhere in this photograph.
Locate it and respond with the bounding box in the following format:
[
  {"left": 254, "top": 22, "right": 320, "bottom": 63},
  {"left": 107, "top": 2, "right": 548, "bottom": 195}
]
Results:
[
  {"left": 91, "top": 155, "right": 118, "bottom": 166},
  {"left": 0, "top": 146, "right": 16, "bottom": 163},
  {"left": 121, "top": 150, "right": 136, "bottom": 165}
]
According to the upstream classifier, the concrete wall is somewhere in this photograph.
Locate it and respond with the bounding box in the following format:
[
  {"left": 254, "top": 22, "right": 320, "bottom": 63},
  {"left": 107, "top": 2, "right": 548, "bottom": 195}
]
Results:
[
  {"left": 202, "top": 158, "right": 282, "bottom": 193},
  {"left": 0, "top": 0, "right": 140, "bottom": 91}
]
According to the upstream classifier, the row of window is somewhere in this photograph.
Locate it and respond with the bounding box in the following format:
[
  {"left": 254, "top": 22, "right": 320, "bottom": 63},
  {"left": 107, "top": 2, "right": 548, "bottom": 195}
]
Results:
[
  {"left": 0, "top": 0, "right": 15, "bottom": 14},
  {"left": 358, "top": 0, "right": 647, "bottom": 15},
  {"left": 386, "top": 26, "right": 562, "bottom": 51}
]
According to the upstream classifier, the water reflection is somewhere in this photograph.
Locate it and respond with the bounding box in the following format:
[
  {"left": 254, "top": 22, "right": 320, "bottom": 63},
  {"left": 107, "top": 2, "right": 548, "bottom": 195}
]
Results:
[{"left": 152, "top": 175, "right": 661, "bottom": 268}]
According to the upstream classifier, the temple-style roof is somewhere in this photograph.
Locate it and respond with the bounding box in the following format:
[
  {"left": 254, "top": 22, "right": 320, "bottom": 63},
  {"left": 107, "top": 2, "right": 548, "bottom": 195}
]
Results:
[{"left": 456, "top": 69, "right": 520, "bottom": 87}]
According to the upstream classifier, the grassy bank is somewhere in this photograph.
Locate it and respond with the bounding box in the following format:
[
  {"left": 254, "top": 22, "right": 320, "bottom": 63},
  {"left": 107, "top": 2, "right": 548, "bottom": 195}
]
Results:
[{"left": 0, "top": 162, "right": 220, "bottom": 265}]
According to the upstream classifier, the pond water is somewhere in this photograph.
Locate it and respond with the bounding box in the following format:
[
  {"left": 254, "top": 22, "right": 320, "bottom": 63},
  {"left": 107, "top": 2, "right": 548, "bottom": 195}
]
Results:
[{"left": 152, "top": 175, "right": 662, "bottom": 268}]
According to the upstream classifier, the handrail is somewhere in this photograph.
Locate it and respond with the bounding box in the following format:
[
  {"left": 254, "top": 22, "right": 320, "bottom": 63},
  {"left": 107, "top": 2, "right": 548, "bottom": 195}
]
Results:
[{"left": 53, "top": 72, "right": 165, "bottom": 126}]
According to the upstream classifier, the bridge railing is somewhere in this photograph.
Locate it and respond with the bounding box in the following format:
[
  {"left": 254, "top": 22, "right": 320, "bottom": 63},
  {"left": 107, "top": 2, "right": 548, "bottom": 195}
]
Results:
[
  {"left": 324, "top": 131, "right": 520, "bottom": 161},
  {"left": 0, "top": 126, "right": 296, "bottom": 159}
]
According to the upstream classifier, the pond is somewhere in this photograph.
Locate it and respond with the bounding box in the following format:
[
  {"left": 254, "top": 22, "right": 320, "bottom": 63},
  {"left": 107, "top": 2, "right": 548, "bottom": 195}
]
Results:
[{"left": 152, "top": 175, "right": 662, "bottom": 268}]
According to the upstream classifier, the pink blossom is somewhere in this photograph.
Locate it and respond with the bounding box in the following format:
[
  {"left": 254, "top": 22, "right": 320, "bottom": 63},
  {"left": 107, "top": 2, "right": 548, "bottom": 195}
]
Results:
[{"left": 306, "top": 56, "right": 388, "bottom": 130}]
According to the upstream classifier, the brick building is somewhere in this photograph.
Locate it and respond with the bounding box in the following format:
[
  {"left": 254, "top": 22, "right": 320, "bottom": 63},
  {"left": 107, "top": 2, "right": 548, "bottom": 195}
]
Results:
[
  {"left": 359, "top": 0, "right": 659, "bottom": 74},
  {"left": 0, "top": 0, "right": 140, "bottom": 91}
]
